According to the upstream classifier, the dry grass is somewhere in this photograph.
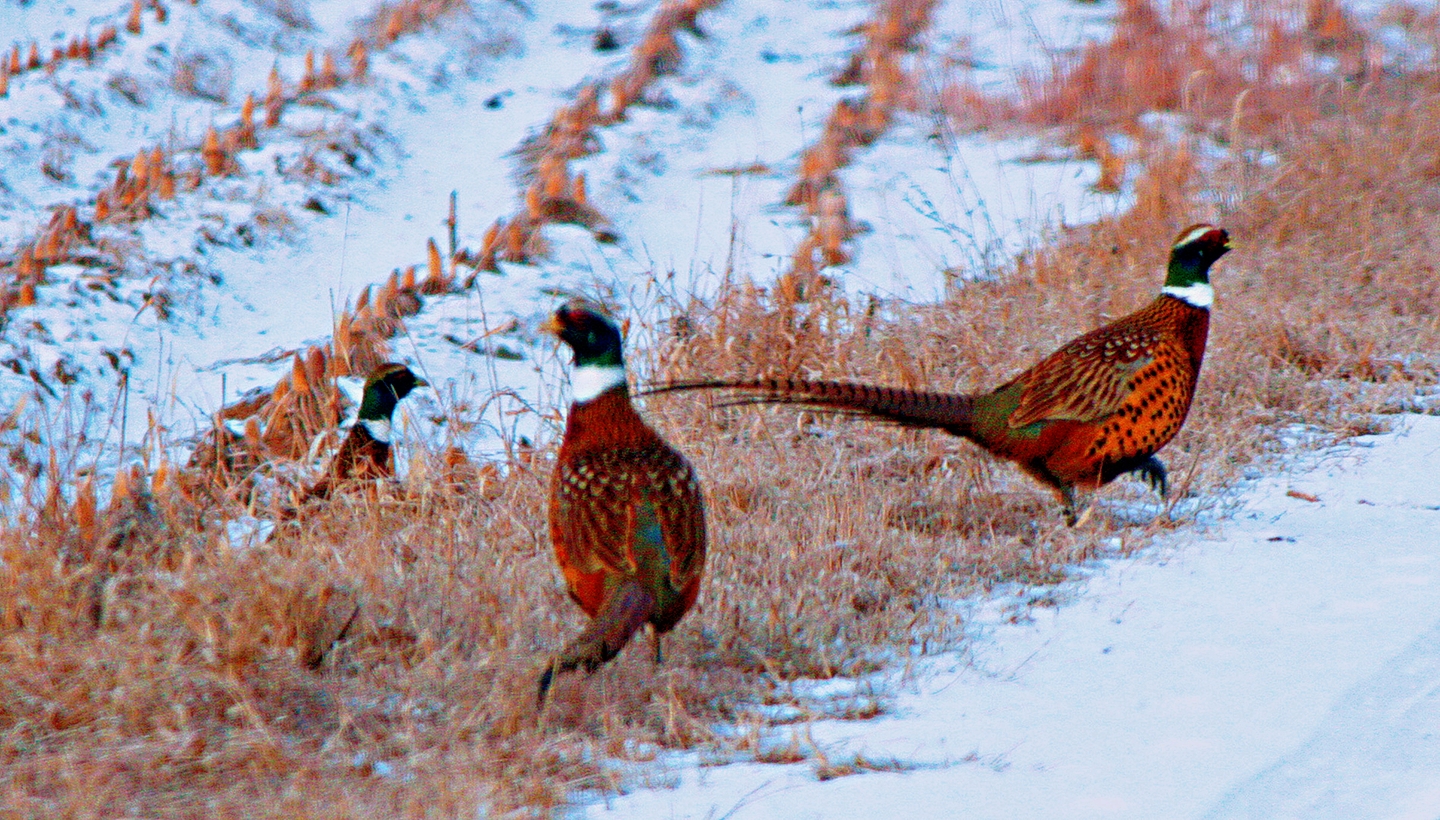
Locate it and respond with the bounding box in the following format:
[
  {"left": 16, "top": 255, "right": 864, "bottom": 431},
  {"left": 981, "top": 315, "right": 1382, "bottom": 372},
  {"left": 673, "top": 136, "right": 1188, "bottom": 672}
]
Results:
[
  {"left": 4, "top": 425, "right": 964, "bottom": 815},
  {"left": 942, "top": 0, "right": 1439, "bottom": 170},
  {"left": 4, "top": 5, "right": 1440, "bottom": 818}
]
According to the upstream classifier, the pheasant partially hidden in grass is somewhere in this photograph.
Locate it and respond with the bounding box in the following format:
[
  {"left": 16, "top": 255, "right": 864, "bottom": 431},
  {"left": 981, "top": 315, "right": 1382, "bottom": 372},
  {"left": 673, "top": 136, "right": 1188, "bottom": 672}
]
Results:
[
  {"left": 539, "top": 301, "right": 707, "bottom": 704},
  {"left": 287, "top": 362, "right": 427, "bottom": 512},
  {"left": 648, "top": 224, "right": 1233, "bottom": 524}
]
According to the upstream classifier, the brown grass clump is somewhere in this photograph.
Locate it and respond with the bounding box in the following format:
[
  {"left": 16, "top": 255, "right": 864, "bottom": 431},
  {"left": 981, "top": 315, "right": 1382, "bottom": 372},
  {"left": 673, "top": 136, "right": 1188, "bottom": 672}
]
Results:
[
  {"left": 603, "top": 0, "right": 723, "bottom": 122},
  {"left": 364, "top": 0, "right": 470, "bottom": 48},
  {"left": 200, "top": 125, "right": 228, "bottom": 177},
  {"left": 319, "top": 51, "right": 341, "bottom": 89},
  {"left": 264, "top": 64, "right": 286, "bottom": 127},
  {"left": 0, "top": 206, "right": 95, "bottom": 307},
  {"left": 300, "top": 49, "right": 318, "bottom": 92},
  {"left": 236, "top": 93, "right": 258, "bottom": 149},
  {"left": 0, "top": 12, "right": 123, "bottom": 92},
  {"left": 349, "top": 39, "right": 371, "bottom": 83},
  {"left": 940, "top": 0, "right": 1399, "bottom": 174}
]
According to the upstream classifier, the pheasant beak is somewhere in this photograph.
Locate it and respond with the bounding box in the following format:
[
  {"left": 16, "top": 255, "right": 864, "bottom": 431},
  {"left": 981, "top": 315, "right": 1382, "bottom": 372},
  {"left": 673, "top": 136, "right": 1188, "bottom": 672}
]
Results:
[
  {"left": 413, "top": 376, "right": 429, "bottom": 388},
  {"left": 540, "top": 314, "right": 565, "bottom": 337}
]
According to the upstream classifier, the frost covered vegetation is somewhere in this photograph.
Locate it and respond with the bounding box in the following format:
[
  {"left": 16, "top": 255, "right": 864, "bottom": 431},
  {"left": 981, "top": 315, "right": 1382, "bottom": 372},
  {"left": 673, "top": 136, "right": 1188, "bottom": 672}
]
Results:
[{"left": 1, "top": 0, "right": 1439, "bottom": 815}]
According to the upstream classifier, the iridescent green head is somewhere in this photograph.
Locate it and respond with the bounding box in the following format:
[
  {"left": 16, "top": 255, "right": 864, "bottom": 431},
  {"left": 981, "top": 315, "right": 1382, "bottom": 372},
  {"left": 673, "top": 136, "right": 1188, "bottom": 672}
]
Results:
[
  {"left": 1162, "top": 224, "right": 1233, "bottom": 307},
  {"left": 543, "top": 301, "right": 628, "bottom": 403},
  {"left": 358, "top": 362, "right": 427, "bottom": 422}
]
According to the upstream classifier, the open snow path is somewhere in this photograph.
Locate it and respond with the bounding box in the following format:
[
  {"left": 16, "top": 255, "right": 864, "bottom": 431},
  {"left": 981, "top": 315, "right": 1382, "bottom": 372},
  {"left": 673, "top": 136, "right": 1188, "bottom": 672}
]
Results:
[{"left": 589, "top": 414, "right": 1440, "bottom": 819}]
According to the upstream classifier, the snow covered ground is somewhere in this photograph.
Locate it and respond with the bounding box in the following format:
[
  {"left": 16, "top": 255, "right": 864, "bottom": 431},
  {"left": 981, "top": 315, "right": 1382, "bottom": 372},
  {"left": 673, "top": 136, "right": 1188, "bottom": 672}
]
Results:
[
  {"left": 1, "top": 0, "right": 1123, "bottom": 486},
  {"left": 589, "top": 414, "right": 1440, "bottom": 819},
  {"left": 7, "top": 2, "right": 1435, "bottom": 815}
]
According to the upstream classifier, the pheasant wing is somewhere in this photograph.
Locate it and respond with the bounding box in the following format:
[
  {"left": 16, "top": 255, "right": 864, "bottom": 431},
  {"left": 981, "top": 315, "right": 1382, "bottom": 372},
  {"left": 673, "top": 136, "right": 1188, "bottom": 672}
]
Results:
[
  {"left": 1007, "top": 322, "right": 1160, "bottom": 429},
  {"left": 644, "top": 450, "right": 706, "bottom": 593},
  {"left": 552, "top": 450, "right": 636, "bottom": 576}
]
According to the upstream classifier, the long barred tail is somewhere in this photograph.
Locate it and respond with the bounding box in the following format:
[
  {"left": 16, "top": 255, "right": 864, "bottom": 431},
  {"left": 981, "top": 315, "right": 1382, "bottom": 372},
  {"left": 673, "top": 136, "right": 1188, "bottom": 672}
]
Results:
[
  {"left": 643, "top": 377, "right": 978, "bottom": 439},
  {"left": 538, "top": 579, "right": 655, "bottom": 705}
]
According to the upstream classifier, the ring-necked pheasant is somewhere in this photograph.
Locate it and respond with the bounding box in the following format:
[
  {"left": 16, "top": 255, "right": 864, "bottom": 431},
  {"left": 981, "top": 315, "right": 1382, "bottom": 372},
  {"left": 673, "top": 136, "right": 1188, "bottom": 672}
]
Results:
[
  {"left": 647, "top": 224, "right": 1232, "bottom": 524},
  {"left": 539, "top": 301, "right": 707, "bottom": 704},
  {"left": 285, "top": 362, "right": 427, "bottom": 513}
]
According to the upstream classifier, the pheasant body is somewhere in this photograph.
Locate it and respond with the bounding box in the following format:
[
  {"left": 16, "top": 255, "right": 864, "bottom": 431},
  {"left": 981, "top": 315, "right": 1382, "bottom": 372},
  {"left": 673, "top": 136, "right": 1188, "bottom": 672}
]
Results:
[
  {"left": 540, "top": 303, "right": 706, "bottom": 702},
  {"left": 550, "top": 399, "right": 705, "bottom": 631},
  {"left": 649, "top": 224, "right": 1231, "bottom": 522},
  {"left": 288, "top": 362, "right": 426, "bottom": 512},
  {"left": 978, "top": 291, "right": 1210, "bottom": 500}
]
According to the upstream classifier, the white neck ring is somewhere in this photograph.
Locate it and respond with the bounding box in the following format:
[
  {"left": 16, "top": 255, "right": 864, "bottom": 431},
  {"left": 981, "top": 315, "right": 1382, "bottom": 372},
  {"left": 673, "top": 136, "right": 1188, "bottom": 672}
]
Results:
[
  {"left": 361, "top": 418, "right": 392, "bottom": 444},
  {"left": 571, "top": 364, "right": 627, "bottom": 403},
  {"left": 1162, "top": 283, "right": 1214, "bottom": 308}
]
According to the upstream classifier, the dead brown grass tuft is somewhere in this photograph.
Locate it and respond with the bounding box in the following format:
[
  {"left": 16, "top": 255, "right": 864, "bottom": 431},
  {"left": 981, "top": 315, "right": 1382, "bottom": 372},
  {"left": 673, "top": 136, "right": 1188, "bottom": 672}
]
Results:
[
  {"left": 941, "top": 0, "right": 1411, "bottom": 170},
  {"left": 1042, "top": 0, "right": 1368, "bottom": 134}
]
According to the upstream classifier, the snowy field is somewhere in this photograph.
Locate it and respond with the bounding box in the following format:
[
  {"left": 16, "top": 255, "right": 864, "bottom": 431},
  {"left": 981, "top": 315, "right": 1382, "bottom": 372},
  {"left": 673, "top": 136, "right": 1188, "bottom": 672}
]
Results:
[
  {"left": 4, "top": 0, "right": 1435, "bottom": 815},
  {"left": 589, "top": 414, "right": 1440, "bottom": 819},
  {"left": 0, "top": 0, "right": 1122, "bottom": 480}
]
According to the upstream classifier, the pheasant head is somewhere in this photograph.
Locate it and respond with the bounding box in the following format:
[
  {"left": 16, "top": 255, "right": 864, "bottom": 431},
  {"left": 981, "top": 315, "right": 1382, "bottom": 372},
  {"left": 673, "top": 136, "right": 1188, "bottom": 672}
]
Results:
[
  {"left": 357, "top": 363, "right": 427, "bottom": 441},
  {"left": 1161, "top": 224, "right": 1233, "bottom": 308},
  {"left": 542, "top": 301, "right": 627, "bottom": 403}
]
